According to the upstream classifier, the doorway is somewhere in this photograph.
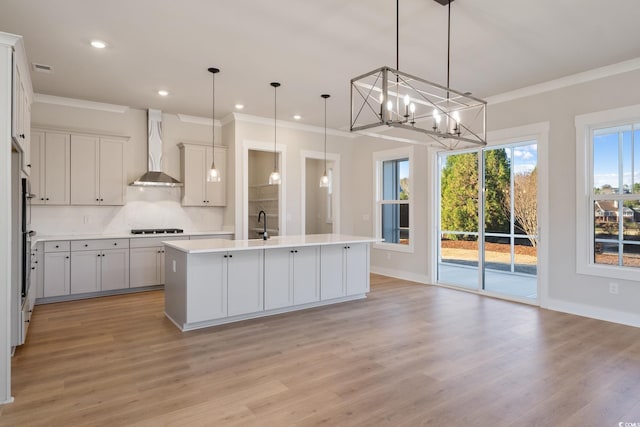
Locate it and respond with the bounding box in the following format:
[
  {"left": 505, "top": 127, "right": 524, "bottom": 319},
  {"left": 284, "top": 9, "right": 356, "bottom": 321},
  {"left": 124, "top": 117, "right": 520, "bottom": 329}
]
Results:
[
  {"left": 247, "top": 149, "right": 280, "bottom": 239},
  {"left": 301, "top": 151, "right": 340, "bottom": 235},
  {"left": 437, "top": 141, "right": 539, "bottom": 300}
]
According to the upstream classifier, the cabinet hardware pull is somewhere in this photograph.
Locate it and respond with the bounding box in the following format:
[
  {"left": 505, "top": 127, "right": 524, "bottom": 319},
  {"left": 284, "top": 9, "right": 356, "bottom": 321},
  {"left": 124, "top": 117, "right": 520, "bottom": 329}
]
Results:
[
  {"left": 223, "top": 255, "right": 227, "bottom": 258},
  {"left": 96, "top": 198, "right": 99, "bottom": 201},
  {"left": 25, "top": 319, "right": 30, "bottom": 323},
  {"left": 20, "top": 134, "right": 25, "bottom": 138},
  {"left": 229, "top": 254, "right": 233, "bottom": 258},
  {"left": 65, "top": 256, "right": 69, "bottom": 259},
  {"left": 31, "top": 267, "right": 35, "bottom": 270},
  {"left": 27, "top": 164, "right": 31, "bottom": 168},
  {"left": 84, "top": 244, "right": 88, "bottom": 247},
  {"left": 100, "top": 198, "right": 104, "bottom": 201},
  {"left": 55, "top": 245, "right": 59, "bottom": 248},
  {"left": 113, "top": 243, "right": 117, "bottom": 246},
  {"left": 46, "top": 197, "right": 49, "bottom": 201},
  {"left": 40, "top": 198, "right": 44, "bottom": 201}
]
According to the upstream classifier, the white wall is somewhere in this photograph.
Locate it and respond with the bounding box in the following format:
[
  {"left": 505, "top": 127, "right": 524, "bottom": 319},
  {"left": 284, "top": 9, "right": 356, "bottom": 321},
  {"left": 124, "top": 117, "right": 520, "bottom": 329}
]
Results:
[
  {"left": 348, "top": 67, "right": 640, "bottom": 325},
  {"left": 30, "top": 102, "right": 228, "bottom": 235},
  {"left": 305, "top": 158, "right": 333, "bottom": 235}
]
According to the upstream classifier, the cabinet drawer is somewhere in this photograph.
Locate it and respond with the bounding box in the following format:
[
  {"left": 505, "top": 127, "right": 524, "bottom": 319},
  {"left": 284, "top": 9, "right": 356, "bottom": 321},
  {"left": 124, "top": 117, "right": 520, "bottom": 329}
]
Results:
[
  {"left": 189, "top": 234, "right": 233, "bottom": 241},
  {"left": 130, "top": 236, "right": 186, "bottom": 248},
  {"left": 71, "top": 238, "right": 130, "bottom": 251},
  {"left": 44, "top": 241, "right": 70, "bottom": 253}
]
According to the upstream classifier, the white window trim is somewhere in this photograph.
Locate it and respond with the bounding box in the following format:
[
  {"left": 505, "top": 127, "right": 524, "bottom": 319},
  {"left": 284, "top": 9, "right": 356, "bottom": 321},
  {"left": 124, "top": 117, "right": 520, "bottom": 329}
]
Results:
[
  {"left": 575, "top": 104, "right": 640, "bottom": 281},
  {"left": 373, "top": 146, "right": 414, "bottom": 253}
]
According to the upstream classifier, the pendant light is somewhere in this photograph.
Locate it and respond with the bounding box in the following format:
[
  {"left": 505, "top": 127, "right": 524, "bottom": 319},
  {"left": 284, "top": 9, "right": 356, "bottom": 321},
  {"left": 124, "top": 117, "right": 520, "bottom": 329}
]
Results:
[
  {"left": 268, "top": 82, "right": 281, "bottom": 185},
  {"left": 206, "top": 67, "right": 221, "bottom": 183},
  {"left": 319, "top": 94, "right": 331, "bottom": 188}
]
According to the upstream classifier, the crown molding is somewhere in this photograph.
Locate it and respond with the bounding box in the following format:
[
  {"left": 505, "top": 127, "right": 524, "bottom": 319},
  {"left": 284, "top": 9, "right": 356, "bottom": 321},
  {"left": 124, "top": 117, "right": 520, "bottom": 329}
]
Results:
[
  {"left": 34, "top": 94, "right": 129, "bottom": 113},
  {"left": 231, "top": 112, "right": 357, "bottom": 139},
  {"left": 486, "top": 56, "right": 640, "bottom": 106},
  {"left": 176, "top": 114, "right": 222, "bottom": 127}
]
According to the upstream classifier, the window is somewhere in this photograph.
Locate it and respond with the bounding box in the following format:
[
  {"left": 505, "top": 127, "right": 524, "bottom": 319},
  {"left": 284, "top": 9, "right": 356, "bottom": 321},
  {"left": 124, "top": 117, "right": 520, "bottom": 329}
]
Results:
[
  {"left": 374, "top": 147, "right": 413, "bottom": 252},
  {"left": 576, "top": 105, "right": 640, "bottom": 280}
]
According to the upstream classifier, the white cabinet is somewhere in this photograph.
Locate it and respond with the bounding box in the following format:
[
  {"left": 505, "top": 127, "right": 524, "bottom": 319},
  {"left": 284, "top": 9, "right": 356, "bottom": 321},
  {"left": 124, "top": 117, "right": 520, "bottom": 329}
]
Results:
[
  {"left": 70, "top": 135, "right": 126, "bottom": 205},
  {"left": 70, "top": 239, "right": 130, "bottom": 294},
  {"left": 227, "top": 250, "right": 264, "bottom": 316},
  {"left": 186, "top": 252, "right": 228, "bottom": 323},
  {"left": 43, "top": 247, "right": 71, "bottom": 298},
  {"left": 11, "top": 46, "right": 32, "bottom": 175},
  {"left": 30, "top": 131, "right": 71, "bottom": 205},
  {"left": 320, "top": 243, "right": 370, "bottom": 300},
  {"left": 130, "top": 247, "right": 164, "bottom": 287},
  {"left": 179, "top": 143, "right": 227, "bottom": 207},
  {"left": 264, "top": 246, "right": 319, "bottom": 310}
]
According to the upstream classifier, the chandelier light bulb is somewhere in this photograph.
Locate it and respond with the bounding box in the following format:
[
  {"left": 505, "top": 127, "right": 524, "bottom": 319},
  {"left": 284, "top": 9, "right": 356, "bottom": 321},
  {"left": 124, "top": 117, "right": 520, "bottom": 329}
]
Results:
[
  {"left": 410, "top": 103, "right": 416, "bottom": 113},
  {"left": 269, "top": 171, "right": 281, "bottom": 185},
  {"left": 403, "top": 94, "right": 410, "bottom": 106},
  {"left": 319, "top": 174, "right": 329, "bottom": 188},
  {"left": 207, "top": 164, "right": 221, "bottom": 183},
  {"left": 386, "top": 100, "right": 393, "bottom": 111},
  {"left": 379, "top": 93, "right": 384, "bottom": 103}
]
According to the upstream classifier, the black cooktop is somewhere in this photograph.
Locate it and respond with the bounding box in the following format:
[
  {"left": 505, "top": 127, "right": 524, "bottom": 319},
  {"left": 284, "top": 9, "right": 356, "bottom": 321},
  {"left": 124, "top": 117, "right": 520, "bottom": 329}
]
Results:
[{"left": 131, "top": 228, "right": 184, "bottom": 235}]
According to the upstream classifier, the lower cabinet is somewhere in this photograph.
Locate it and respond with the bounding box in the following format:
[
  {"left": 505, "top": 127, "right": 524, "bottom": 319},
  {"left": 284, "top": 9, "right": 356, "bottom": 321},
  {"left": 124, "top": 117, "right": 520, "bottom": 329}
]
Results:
[
  {"left": 130, "top": 247, "right": 164, "bottom": 288},
  {"left": 320, "top": 243, "right": 369, "bottom": 300},
  {"left": 43, "top": 251, "right": 70, "bottom": 297},
  {"left": 185, "top": 250, "right": 264, "bottom": 323},
  {"left": 265, "top": 246, "right": 319, "bottom": 310},
  {"left": 71, "top": 248, "right": 129, "bottom": 294},
  {"left": 227, "top": 250, "right": 264, "bottom": 316}
]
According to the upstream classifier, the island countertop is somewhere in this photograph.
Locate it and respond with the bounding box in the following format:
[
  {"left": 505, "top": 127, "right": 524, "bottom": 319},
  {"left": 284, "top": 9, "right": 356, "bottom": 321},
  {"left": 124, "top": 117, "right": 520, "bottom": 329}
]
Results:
[{"left": 163, "top": 234, "right": 377, "bottom": 254}]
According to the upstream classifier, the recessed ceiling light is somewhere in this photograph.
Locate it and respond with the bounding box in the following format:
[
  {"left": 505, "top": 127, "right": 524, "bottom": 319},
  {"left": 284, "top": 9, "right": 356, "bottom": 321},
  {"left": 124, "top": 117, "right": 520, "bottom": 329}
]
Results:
[
  {"left": 293, "top": 115, "right": 302, "bottom": 120},
  {"left": 158, "top": 90, "right": 169, "bottom": 97},
  {"left": 235, "top": 104, "right": 244, "bottom": 110},
  {"left": 90, "top": 40, "right": 107, "bottom": 49}
]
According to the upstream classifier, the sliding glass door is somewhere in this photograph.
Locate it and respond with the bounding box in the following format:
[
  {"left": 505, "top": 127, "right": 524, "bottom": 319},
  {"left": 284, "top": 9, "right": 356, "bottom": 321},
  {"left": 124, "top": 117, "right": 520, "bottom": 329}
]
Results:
[{"left": 438, "top": 142, "right": 538, "bottom": 300}]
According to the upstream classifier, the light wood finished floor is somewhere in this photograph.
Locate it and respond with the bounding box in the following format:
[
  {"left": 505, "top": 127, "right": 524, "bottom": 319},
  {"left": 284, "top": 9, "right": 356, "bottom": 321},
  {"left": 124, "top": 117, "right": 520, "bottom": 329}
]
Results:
[{"left": 2, "top": 274, "right": 640, "bottom": 426}]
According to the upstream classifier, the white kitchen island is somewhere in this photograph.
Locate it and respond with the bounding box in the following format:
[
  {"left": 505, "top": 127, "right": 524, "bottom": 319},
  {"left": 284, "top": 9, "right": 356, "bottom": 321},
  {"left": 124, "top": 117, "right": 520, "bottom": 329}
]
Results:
[{"left": 163, "top": 234, "right": 376, "bottom": 331}]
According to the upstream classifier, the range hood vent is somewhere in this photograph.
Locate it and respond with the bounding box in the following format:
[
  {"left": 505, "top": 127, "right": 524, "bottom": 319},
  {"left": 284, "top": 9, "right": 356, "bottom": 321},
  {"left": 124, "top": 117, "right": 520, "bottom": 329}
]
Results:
[{"left": 130, "top": 109, "right": 183, "bottom": 187}]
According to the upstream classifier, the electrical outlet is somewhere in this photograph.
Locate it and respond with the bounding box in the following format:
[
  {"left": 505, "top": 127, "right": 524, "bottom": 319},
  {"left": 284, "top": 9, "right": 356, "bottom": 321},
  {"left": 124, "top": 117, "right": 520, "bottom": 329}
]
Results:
[
  {"left": 609, "top": 282, "right": 619, "bottom": 295},
  {"left": 172, "top": 260, "right": 176, "bottom": 273},
  {"left": 83, "top": 215, "right": 90, "bottom": 224}
]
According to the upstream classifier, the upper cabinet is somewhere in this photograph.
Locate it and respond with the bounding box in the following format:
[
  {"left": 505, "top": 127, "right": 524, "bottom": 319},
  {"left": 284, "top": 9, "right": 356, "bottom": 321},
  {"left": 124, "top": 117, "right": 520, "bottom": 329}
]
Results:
[
  {"left": 2, "top": 33, "right": 33, "bottom": 176},
  {"left": 32, "top": 128, "right": 128, "bottom": 206},
  {"left": 70, "top": 135, "right": 126, "bottom": 205},
  {"left": 30, "top": 131, "right": 71, "bottom": 205},
  {"left": 179, "top": 143, "right": 227, "bottom": 207}
]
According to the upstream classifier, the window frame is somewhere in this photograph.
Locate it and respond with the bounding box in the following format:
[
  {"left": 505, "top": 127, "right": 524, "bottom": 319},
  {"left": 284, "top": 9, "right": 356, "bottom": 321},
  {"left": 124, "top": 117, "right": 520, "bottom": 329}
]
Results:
[
  {"left": 575, "top": 104, "right": 640, "bottom": 281},
  {"left": 373, "top": 146, "right": 414, "bottom": 253}
]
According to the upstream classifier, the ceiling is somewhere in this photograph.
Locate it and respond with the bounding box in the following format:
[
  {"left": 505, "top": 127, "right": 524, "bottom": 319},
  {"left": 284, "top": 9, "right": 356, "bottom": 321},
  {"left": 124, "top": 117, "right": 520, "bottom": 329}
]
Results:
[{"left": 2, "top": 0, "right": 640, "bottom": 130}]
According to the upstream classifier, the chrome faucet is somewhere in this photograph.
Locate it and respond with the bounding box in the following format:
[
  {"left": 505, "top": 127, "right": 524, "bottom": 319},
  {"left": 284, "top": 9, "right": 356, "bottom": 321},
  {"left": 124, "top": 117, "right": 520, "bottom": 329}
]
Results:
[{"left": 258, "top": 210, "right": 269, "bottom": 240}]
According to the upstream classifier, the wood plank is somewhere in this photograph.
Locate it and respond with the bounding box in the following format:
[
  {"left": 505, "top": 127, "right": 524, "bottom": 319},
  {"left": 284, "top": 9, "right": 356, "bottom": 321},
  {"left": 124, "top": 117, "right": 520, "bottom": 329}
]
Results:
[{"left": 2, "top": 274, "right": 640, "bottom": 425}]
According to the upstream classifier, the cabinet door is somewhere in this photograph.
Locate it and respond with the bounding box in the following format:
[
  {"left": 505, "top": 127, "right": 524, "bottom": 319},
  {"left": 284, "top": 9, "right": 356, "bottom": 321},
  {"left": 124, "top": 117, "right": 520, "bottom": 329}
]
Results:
[
  {"left": 206, "top": 146, "right": 226, "bottom": 206},
  {"left": 21, "top": 97, "right": 31, "bottom": 176},
  {"left": 30, "top": 131, "right": 44, "bottom": 204},
  {"left": 320, "top": 245, "right": 345, "bottom": 300},
  {"left": 159, "top": 248, "right": 166, "bottom": 284},
  {"left": 187, "top": 252, "right": 227, "bottom": 323},
  {"left": 99, "top": 138, "right": 126, "bottom": 205},
  {"left": 227, "top": 250, "right": 264, "bottom": 316},
  {"left": 70, "top": 250, "right": 101, "bottom": 294},
  {"left": 345, "top": 243, "right": 369, "bottom": 295},
  {"left": 181, "top": 145, "right": 206, "bottom": 206},
  {"left": 293, "top": 246, "right": 320, "bottom": 305},
  {"left": 130, "top": 247, "right": 161, "bottom": 287},
  {"left": 11, "top": 60, "right": 22, "bottom": 143},
  {"left": 44, "top": 132, "right": 71, "bottom": 205},
  {"left": 43, "top": 252, "right": 70, "bottom": 297},
  {"left": 101, "top": 248, "right": 130, "bottom": 291},
  {"left": 264, "top": 247, "right": 292, "bottom": 310},
  {"left": 70, "top": 135, "right": 99, "bottom": 205}
]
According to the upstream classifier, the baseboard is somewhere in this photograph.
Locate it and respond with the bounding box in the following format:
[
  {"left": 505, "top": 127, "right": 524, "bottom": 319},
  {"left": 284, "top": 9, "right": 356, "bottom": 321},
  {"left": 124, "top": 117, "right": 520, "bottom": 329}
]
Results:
[
  {"left": 1, "top": 396, "right": 14, "bottom": 405},
  {"left": 545, "top": 298, "right": 640, "bottom": 328},
  {"left": 370, "top": 266, "right": 430, "bottom": 285}
]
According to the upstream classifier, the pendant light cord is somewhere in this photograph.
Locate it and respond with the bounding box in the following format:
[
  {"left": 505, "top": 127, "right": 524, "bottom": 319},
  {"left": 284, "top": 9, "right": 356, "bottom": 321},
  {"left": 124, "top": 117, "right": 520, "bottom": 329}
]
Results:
[
  {"left": 446, "top": 0, "right": 451, "bottom": 99},
  {"left": 324, "top": 97, "right": 327, "bottom": 175},
  {"left": 396, "top": 0, "right": 399, "bottom": 71},
  {"left": 273, "top": 85, "right": 277, "bottom": 171},
  {"left": 211, "top": 70, "right": 215, "bottom": 166}
]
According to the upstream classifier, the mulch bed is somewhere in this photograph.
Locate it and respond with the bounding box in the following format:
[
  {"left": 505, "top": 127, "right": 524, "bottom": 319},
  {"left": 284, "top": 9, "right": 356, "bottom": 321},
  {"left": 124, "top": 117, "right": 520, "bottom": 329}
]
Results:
[{"left": 441, "top": 239, "right": 536, "bottom": 257}]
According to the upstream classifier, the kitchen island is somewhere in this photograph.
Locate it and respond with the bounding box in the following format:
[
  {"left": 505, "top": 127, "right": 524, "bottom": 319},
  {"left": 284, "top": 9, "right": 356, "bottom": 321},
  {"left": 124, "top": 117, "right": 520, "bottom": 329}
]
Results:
[{"left": 163, "top": 234, "right": 376, "bottom": 331}]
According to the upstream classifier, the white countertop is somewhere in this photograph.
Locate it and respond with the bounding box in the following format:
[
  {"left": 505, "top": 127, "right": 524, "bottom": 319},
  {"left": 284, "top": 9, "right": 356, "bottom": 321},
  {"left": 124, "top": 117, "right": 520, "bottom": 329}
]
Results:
[
  {"left": 34, "top": 230, "right": 234, "bottom": 242},
  {"left": 163, "top": 234, "right": 378, "bottom": 254}
]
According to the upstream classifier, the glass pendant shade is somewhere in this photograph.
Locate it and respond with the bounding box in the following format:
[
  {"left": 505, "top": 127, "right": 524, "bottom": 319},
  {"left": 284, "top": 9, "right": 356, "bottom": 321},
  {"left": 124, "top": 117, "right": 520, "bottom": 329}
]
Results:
[
  {"left": 268, "top": 171, "right": 281, "bottom": 185},
  {"left": 319, "top": 174, "right": 329, "bottom": 187},
  {"left": 207, "top": 163, "right": 221, "bottom": 182}
]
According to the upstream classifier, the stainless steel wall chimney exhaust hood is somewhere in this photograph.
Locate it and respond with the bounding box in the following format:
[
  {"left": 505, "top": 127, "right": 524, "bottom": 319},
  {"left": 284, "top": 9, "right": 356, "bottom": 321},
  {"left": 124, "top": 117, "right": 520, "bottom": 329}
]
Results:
[{"left": 130, "top": 109, "right": 183, "bottom": 187}]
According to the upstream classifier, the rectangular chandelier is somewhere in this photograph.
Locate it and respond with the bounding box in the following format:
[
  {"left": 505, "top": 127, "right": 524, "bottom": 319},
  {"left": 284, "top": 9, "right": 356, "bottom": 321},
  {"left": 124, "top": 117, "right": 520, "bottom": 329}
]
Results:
[{"left": 350, "top": 66, "right": 487, "bottom": 149}]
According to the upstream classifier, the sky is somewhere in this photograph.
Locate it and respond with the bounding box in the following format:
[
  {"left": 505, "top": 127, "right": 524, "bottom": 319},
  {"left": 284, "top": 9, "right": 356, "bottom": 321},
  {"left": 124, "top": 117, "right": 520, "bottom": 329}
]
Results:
[{"left": 593, "top": 128, "right": 640, "bottom": 191}]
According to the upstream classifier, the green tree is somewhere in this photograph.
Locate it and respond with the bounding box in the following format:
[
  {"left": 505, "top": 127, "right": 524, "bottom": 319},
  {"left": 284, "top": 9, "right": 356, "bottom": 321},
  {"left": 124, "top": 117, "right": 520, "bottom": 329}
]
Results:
[{"left": 440, "top": 150, "right": 511, "bottom": 239}]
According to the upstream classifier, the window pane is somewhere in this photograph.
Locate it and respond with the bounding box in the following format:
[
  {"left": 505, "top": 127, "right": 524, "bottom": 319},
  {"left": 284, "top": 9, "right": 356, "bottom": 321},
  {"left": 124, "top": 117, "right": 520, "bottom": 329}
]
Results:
[
  {"left": 382, "top": 158, "right": 409, "bottom": 201},
  {"left": 635, "top": 128, "right": 640, "bottom": 194},
  {"left": 484, "top": 148, "right": 510, "bottom": 234},
  {"left": 623, "top": 200, "right": 640, "bottom": 241},
  {"left": 381, "top": 203, "right": 409, "bottom": 245},
  {"left": 514, "top": 237, "right": 537, "bottom": 275},
  {"left": 593, "top": 131, "right": 619, "bottom": 194},
  {"left": 623, "top": 131, "right": 633, "bottom": 193},
  {"left": 594, "top": 242, "right": 619, "bottom": 265},
  {"left": 513, "top": 144, "right": 538, "bottom": 237},
  {"left": 441, "top": 152, "right": 478, "bottom": 233},
  {"left": 623, "top": 244, "right": 640, "bottom": 268},
  {"left": 594, "top": 200, "right": 620, "bottom": 240}
]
